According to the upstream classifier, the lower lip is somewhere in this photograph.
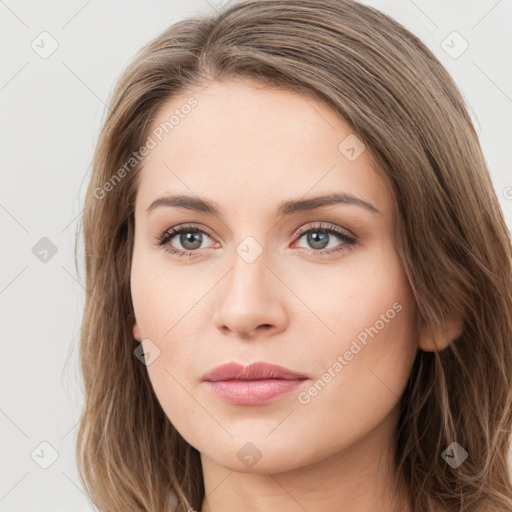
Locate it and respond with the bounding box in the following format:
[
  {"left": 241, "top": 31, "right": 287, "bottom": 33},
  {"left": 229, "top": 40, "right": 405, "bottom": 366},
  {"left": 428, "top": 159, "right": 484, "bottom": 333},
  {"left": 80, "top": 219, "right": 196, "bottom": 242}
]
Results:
[{"left": 205, "top": 379, "right": 307, "bottom": 405}]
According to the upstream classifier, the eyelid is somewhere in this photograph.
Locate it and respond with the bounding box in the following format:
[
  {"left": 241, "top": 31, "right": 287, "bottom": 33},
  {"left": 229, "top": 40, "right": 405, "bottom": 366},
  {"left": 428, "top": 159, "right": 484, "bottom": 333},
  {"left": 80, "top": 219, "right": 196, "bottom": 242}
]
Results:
[
  {"left": 293, "top": 221, "right": 357, "bottom": 241},
  {"left": 156, "top": 220, "right": 358, "bottom": 257},
  {"left": 156, "top": 223, "right": 218, "bottom": 248},
  {"left": 160, "top": 220, "right": 356, "bottom": 239}
]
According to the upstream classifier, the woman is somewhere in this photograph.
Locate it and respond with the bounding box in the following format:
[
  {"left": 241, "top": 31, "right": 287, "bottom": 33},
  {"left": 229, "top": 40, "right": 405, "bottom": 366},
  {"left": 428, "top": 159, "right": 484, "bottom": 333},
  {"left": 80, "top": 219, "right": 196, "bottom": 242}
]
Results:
[{"left": 75, "top": 1, "right": 512, "bottom": 511}]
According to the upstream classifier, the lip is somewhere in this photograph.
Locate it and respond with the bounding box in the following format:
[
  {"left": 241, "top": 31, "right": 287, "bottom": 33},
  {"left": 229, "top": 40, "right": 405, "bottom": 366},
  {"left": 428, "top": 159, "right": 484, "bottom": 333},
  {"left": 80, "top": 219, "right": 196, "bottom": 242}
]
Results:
[
  {"left": 202, "top": 361, "right": 309, "bottom": 382},
  {"left": 202, "top": 362, "right": 309, "bottom": 405}
]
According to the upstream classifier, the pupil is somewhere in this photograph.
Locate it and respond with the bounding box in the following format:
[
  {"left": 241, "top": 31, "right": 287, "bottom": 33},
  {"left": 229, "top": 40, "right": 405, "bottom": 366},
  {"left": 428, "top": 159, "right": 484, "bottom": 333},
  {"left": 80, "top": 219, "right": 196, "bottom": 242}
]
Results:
[
  {"left": 181, "top": 231, "right": 202, "bottom": 250},
  {"left": 308, "top": 231, "right": 328, "bottom": 249}
]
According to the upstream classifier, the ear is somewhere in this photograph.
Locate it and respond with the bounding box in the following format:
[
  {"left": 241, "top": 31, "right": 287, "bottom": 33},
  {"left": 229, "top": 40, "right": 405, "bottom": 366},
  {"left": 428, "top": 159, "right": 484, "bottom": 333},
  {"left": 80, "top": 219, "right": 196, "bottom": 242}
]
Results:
[
  {"left": 133, "top": 322, "right": 142, "bottom": 343},
  {"left": 418, "top": 312, "right": 464, "bottom": 351}
]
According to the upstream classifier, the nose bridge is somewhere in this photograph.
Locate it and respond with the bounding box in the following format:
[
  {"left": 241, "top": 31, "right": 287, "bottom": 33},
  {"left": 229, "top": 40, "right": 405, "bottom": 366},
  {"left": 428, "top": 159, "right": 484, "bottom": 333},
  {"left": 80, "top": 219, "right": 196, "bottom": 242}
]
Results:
[
  {"left": 213, "top": 232, "right": 288, "bottom": 337},
  {"left": 226, "top": 234, "right": 272, "bottom": 304}
]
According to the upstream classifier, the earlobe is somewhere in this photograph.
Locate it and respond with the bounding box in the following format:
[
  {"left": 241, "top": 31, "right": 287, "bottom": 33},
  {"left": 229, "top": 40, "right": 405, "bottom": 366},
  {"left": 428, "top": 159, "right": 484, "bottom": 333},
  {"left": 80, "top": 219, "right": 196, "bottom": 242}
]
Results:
[
  {"left": 133, "top": 323, "right": 142, "bottom": 343},
  {"left": 418, "top": 313, "right": 464, "bottom": 352}
]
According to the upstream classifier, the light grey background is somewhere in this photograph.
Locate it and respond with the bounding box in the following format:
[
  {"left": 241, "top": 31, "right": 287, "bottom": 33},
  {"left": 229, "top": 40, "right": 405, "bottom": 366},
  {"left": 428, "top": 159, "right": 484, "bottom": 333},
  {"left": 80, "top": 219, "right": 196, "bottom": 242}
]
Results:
[{"left": 1, "top": 0, "right": 511, "bottom": 510}]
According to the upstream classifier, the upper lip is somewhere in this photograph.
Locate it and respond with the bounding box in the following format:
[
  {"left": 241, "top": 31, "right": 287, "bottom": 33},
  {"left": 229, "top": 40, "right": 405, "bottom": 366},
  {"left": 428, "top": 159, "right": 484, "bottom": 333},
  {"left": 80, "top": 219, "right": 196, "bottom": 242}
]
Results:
[{"left": 202, "top": 362, "right": 309, "bottom": 382}]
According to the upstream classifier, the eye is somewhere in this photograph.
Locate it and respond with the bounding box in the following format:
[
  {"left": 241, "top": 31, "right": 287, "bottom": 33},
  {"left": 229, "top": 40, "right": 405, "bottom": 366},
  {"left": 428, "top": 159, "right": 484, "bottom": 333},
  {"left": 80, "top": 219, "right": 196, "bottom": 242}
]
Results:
[
  {"left": 155, "top": 222, "right": 357, "bottom": 259},
  {"left": 292, "top": 222, "right": 357, "bottom": 257},
  {"left": 155, "top": 223, "right": 217, "bottom": 259}
]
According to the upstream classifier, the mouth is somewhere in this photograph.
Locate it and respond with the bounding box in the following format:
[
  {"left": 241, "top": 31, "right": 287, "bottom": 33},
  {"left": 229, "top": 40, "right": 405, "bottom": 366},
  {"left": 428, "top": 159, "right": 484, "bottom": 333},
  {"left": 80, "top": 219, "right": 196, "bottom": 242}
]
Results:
[{"left": 202, "top": 361, "right": 309, "bottom": 405}]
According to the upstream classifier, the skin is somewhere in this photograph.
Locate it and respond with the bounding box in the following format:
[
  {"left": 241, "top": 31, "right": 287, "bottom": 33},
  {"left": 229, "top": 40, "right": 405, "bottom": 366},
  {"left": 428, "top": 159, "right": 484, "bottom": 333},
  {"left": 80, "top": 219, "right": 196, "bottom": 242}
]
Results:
[{"left": 130, "top": 79, "right": 457, "bottom": 512}]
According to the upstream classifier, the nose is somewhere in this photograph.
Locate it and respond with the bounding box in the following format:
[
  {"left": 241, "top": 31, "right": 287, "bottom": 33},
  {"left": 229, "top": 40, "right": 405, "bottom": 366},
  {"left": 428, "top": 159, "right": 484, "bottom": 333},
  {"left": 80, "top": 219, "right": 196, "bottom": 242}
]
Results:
[{"left": 212, "top": 248, "right": 289, "bottom": 340}]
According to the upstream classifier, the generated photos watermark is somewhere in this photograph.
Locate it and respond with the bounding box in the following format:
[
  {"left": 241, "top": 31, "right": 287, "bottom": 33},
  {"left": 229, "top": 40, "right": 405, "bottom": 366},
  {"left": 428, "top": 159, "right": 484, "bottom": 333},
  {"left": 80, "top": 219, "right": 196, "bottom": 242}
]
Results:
[
  {"left": 298, "top": 300, "right": 403, "bottom": 405},
  {"left": 94, "top": 96, "right": 198, "bottom": 200}
]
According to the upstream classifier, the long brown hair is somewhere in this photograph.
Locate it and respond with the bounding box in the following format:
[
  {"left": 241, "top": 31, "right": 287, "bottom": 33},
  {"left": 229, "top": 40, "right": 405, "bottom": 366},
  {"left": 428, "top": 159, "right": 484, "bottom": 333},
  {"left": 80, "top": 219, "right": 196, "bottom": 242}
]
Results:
[{"left": 75, "top": 1, "right": 512, "bottom": 510}]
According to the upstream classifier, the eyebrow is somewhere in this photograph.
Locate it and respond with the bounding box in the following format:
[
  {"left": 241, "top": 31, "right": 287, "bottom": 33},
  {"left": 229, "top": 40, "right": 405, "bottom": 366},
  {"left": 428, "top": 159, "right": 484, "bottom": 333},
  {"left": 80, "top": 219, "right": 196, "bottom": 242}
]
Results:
[{"left": 146, "top": 192, "right": 379, "bottom": 216}]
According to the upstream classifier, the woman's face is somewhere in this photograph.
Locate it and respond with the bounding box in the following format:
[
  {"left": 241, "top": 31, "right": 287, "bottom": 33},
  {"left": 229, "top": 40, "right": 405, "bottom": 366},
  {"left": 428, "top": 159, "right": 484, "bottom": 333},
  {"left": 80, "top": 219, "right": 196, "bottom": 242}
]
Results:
[{"left": 130, "top": 79, "right": 419, "bottom": 474}]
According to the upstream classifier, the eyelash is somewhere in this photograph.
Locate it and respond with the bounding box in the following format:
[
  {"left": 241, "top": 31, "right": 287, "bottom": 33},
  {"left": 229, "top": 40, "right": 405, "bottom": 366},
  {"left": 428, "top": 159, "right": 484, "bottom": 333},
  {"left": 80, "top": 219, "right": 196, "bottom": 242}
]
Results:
[{"left": 154, "top": 222, "right": 357, "bottom": 260}]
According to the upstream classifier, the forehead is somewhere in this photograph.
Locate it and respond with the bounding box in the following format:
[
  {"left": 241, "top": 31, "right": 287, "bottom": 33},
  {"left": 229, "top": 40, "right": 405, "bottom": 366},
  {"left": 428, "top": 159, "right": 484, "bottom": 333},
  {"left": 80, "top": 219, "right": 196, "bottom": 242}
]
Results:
[{"left": 135, "top": 79, "right": 391, "bottom": 219}]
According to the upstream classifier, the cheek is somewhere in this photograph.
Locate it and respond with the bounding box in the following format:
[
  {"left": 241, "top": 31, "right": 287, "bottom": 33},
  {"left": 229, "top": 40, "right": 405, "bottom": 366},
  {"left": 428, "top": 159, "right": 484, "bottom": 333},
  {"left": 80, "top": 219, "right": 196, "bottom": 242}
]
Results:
[
  {"left": 130, "top": 252, "right": 212, "bottom": 438},
  {"left": 293, "top": 241, "right": 417, "bottom": 396},
  {"left": 297, "top": 290, "right": 417, "bottom": 438},
  {"left": 291, "top": 240, "right": 415, "bottom": 359},
  {"left": 295, "top": 245, "right": 418, "bottom": 430},
  {"left": 130, "top": 245, "right": 204, "bottom": 339}
]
